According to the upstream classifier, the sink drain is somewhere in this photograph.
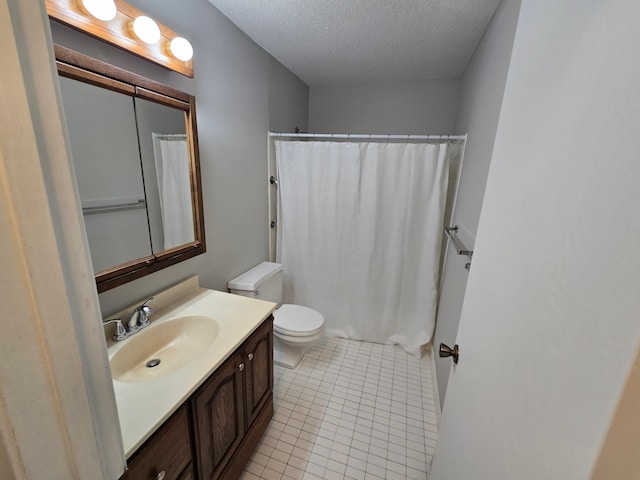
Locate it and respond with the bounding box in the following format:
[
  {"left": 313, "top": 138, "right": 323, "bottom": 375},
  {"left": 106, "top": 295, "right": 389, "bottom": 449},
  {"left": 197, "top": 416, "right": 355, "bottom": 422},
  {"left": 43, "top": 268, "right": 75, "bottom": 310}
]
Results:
[{"left": 146, "top": 359, "right": 161, "bottom": 368}]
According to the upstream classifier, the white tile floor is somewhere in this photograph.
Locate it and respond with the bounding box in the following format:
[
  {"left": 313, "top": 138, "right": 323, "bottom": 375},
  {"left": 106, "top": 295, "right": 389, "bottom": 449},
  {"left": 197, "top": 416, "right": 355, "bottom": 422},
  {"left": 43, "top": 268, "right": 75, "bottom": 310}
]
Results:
[{"left": 241, "top": 337, "right": 438, "bottom": 480}]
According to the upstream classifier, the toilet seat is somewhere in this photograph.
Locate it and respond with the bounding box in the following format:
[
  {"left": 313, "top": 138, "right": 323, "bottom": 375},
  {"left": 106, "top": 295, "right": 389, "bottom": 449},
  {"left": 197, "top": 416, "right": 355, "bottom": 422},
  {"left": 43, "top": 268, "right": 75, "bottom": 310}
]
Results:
[{"left": 273, "top": 304, "right": 324, "bottom": 337}]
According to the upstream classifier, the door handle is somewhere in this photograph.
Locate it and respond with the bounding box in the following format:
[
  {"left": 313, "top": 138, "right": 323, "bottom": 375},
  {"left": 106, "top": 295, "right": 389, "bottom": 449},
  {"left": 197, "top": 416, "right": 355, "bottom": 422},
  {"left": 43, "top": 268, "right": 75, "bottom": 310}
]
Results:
[{"left": 439, "top": 343, "right": 459, "bottom": 364}]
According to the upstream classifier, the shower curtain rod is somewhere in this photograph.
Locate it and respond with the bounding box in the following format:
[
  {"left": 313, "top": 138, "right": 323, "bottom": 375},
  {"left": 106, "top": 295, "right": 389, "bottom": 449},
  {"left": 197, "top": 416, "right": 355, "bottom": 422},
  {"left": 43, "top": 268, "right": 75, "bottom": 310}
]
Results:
[{"left": 269, "top": 132, "right": 467, "bottom": 142}]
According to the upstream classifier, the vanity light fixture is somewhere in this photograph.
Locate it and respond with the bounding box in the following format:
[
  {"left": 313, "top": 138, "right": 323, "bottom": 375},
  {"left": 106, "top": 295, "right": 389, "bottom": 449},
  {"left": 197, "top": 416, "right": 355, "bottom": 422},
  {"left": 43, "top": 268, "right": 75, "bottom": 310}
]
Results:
[
  {"left": 169, "top": 37, "right": 194, "bottom": 62},
  {"left": 130, "top": 16, "right": 161, "bottom": 45},
  {"left": 77, "top": 0, "right": 116, "bottom": 21},
  {"left": 46, "top": 0, "right": 195, "bottom": 77}
]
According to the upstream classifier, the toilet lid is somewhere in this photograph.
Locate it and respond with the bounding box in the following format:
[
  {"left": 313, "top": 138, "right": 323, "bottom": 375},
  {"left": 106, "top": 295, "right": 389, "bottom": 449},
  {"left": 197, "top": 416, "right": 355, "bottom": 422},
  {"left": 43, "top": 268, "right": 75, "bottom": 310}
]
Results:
[{"left": 273, "top": 304, "right": 324, "bottom": 336}]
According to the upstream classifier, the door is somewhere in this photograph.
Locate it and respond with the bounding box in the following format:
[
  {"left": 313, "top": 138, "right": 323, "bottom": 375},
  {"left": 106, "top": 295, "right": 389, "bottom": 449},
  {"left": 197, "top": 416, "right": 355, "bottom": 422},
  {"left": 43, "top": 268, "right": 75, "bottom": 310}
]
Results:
[
  {"left": 243, "top": 316, "right": 274, "bottom": 426},
  {"left": 431, "top": 1, "right": 640, "bottom": 479},
  {"left": 192, "top": 351, "right": 245, "bottom": 480}
]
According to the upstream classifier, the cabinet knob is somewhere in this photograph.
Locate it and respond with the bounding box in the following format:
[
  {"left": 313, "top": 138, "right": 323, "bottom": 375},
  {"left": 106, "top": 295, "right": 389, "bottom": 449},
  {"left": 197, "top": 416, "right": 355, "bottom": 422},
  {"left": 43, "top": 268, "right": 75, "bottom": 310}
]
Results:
[
  {"left": 155, "top": 471, "right": 166, "bottom": 480},
  {"left": 238, "top": 363, "right": 245, "bottom": 371},
  {"left": 247, "top": 353, "right": 254, "bottom": 361}
]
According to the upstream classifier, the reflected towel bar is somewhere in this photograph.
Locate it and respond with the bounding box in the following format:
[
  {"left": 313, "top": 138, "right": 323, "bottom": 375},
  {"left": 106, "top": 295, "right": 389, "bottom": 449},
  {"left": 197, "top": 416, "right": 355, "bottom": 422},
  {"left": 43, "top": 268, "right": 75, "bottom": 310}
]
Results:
[
  {"left": 444, "top": 226, "right": 473, "bottom": 270},
  {"left": 82, "top": 197, "right": 146, "bottom": 215}
]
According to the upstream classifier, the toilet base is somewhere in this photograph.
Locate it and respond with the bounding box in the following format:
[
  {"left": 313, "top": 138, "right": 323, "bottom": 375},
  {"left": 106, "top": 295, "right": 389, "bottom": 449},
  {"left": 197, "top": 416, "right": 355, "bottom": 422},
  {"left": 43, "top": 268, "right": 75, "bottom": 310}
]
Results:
[
  {"left": 274, "top": 345, "right": 305, "bottom": 369},
  {"left": 273, "top": 336, "right": 305, "bottom": 369}
]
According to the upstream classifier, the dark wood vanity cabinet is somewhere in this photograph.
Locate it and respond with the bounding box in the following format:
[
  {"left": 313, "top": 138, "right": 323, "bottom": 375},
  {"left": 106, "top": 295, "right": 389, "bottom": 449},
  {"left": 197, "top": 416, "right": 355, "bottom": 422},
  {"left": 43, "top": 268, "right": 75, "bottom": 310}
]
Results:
[
  {"left": 177, "top": 465, "right": 195, "bottom": 480},
  {"left": 192, "top": 350, "right": 246, "bottom": 480},
  {"left": 125, "top": 316, "right": 273, "bottom": 480},
  {"left": 243, "top": 317, "right": 274, "bottom": 426},
  {"left": 126, "top": 404, "right": 192, "bottom": 480},
  {"left": 192, "top": 316, "right": 274, "bottom": 480}
]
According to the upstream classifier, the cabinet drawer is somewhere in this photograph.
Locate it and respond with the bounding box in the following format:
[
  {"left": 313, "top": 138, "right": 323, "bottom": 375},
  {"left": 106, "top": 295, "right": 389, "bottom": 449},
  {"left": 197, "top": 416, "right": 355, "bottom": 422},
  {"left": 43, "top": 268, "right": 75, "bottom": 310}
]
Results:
[{"left": 127, "top": 405, "right": 191, "bottom": 480}]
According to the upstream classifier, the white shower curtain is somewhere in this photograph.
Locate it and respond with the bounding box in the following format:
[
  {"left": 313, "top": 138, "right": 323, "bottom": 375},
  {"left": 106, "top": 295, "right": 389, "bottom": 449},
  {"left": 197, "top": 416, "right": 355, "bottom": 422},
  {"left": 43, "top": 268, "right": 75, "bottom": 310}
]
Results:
[
  {"left": 275, "top": 140, "right": 450, "bottom": 356},
  {"left": 152, "top": 133, "right": 194, "bottom": 249}
]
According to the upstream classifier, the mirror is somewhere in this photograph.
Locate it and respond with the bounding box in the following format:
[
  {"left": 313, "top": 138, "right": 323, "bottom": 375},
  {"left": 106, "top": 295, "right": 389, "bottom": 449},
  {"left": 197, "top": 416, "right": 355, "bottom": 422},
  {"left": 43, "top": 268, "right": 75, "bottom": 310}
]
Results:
[{"left": 55, "top": 46, "right": 205, "bottom": 292}]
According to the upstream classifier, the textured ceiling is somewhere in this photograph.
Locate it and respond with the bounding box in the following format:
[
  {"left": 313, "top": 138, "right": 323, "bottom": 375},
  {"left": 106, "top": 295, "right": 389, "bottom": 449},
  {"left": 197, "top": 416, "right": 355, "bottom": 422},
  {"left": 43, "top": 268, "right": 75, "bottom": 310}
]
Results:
[{"left": 207, "top": 0, "right": 503, "bottom": 86}]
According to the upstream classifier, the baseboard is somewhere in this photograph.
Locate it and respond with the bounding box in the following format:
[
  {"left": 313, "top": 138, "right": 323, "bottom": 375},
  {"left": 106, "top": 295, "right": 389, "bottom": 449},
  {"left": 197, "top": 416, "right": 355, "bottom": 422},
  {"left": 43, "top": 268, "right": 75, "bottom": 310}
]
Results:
[{"left": 429, "top": 345, "right": 442, "bottom": 425}]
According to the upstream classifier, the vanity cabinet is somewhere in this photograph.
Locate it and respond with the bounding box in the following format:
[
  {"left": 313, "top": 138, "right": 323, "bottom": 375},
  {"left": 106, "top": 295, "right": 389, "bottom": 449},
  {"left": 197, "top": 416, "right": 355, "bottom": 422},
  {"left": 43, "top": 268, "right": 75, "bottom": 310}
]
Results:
[
  {"left": 126, "top": 404, "right": 192, "bottom": 480},
  {"left": 192, "top": 350, "right": 245, "bottom": 479},
  {"left": 177, "top": 465, "right": 195, "bottom": 480},
  {"left": 125, "top": 315, "right": 274, "bottom": 480},
  {"left": 193, "top": 317, "right": 274, "bottom": 480},
  {"left": 243, "top": 317, "right": 274, "bottom": 426}
]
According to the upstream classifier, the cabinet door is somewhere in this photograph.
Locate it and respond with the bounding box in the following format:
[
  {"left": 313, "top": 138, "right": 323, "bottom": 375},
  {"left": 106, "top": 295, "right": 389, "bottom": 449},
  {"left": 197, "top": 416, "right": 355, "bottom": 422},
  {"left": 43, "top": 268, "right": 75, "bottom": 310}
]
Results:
[
  {"left": 177, "top": 464, "right": 194, "bottom": 480},
  {"left": 192, "top": 351, "right": 245, "bottom": 480},
  {"left": 243, "top": 316, "right": 273, "bottom": 426}
]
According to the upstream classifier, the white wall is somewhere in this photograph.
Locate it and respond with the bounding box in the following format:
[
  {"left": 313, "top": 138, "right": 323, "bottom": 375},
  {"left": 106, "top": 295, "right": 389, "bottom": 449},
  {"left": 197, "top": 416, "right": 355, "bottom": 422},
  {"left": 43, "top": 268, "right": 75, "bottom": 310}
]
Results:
[
  {"left": 309, "top": 78, "right": 461, "bottom": 134},
  {"left": 433, "top": 0, "right": 522, "bottom": 405},
  {"left": 2, "top": 1, "right": 124, "bottom": 477},
  {"left": 431, "top": 0, "right": 640, "bottom": 477},
  {"left": 50, "top": 0, "right": 309, "bottom": 314}
]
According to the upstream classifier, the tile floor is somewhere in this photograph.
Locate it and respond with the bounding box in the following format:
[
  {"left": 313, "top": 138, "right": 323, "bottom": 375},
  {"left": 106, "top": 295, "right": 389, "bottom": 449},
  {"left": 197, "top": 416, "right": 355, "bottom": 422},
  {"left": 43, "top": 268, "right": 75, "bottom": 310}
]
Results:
[{"left": 240, "top": 337, "right": 438, "bottom": 480}]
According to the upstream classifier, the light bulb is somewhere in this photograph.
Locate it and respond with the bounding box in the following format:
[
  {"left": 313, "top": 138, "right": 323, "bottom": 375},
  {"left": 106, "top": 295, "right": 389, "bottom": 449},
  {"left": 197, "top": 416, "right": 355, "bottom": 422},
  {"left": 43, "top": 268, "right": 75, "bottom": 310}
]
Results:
[
  {"left": 79, "top": 0, "right": 117, "bottom": 21},
  {"left": 131, "top": 16, "right": 161, "bottom": 45},
  {"left": 169, "top": 37, "right": 193, "bottom": 62}
]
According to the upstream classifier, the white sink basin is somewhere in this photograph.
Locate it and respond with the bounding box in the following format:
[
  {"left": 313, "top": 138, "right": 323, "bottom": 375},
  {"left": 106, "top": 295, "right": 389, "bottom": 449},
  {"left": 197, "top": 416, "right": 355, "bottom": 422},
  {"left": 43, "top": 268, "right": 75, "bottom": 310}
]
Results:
[{"left": 110, "top": 315, "right": 219, "bottom": 383}]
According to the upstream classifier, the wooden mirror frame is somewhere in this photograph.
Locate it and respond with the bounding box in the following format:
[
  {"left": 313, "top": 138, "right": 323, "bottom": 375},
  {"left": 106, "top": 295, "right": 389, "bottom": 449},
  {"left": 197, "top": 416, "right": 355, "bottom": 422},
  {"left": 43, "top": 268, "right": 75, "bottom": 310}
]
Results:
[{"left": 55, "top": 45, "right": 206, "bottom": 293}]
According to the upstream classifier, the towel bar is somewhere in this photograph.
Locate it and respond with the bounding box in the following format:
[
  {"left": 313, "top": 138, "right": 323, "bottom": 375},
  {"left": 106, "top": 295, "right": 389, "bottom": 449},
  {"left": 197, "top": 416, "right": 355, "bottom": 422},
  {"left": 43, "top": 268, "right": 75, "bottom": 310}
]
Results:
[{"left": 444, "top": 226, "right": 473, "bottom": 270}]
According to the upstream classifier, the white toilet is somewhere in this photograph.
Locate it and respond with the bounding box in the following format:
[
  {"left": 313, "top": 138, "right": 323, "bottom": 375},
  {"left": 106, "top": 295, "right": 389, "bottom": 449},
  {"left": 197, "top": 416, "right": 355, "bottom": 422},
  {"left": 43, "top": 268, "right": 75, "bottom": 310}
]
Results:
[{"left": 228, "top": 262, "right": 324, "bottom": 369}]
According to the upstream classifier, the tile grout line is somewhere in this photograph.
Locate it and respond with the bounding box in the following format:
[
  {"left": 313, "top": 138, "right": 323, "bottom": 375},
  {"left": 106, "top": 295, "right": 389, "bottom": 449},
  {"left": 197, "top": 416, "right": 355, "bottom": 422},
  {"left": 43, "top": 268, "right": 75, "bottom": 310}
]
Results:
[{"left": 242, "top": 337, "right": 437, "bottom": 480}]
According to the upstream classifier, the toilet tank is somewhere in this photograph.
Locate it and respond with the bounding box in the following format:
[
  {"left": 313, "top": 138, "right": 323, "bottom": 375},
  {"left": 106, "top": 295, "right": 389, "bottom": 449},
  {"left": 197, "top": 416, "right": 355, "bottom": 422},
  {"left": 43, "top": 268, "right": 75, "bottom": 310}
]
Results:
[{"left": 228, "top": 261, "right": 283, "bottom": 304}]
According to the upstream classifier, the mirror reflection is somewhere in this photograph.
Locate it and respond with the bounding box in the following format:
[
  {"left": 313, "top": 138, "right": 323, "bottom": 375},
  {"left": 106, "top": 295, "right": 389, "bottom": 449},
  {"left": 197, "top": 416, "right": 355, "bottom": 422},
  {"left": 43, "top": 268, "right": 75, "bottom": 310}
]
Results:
[
  {"left": 134, "top": 98, "right": 194, "bottom": 252},
  {"left": 56, "top": 45, "right": 205, "bottom": 292},
  {"left": 59, "top": 76, "right": 153, "bottom": 272}
]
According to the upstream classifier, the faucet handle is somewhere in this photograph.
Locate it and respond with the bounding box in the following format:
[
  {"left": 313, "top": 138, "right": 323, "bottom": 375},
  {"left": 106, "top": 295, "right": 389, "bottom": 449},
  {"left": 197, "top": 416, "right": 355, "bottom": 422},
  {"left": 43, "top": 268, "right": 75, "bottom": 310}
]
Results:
[
  {"left": 137, "top": 297, "right": 154, "bottom": 328},
  {"left": 141, "top": 296, "right": 154, "bottom": 316},
  {"left": 103, "top": 318, "right": 127, "bottom": 341}
]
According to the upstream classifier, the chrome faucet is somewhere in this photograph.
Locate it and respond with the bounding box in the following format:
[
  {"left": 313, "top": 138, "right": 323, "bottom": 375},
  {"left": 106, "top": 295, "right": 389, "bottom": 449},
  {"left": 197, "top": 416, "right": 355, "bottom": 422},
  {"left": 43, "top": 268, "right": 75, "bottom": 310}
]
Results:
[
  {"left": 104, "top": 297, "right": 155, "bottom": 342},
  {"left": 126, "top": 297, "right": 154, "bottom": 332}
]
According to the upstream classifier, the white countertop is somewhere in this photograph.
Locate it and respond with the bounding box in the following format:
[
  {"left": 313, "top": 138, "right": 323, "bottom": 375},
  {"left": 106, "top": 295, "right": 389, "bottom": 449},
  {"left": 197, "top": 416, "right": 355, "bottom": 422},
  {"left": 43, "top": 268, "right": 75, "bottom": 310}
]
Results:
[{"left": 106, "top": 282, "right": 276, "bottom": 458}]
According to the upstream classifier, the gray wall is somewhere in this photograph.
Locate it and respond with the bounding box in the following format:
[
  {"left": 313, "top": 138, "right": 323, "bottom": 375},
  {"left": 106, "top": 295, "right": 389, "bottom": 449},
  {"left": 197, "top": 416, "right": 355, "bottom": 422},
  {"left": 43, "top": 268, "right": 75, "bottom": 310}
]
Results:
[
  {"left": 308, "top": 79, "right": 461, "bottom": 134},
  {"left": 50, "top": 0, "right": 309, "bottom": 315},
  {"left": 434, "top": 0, "right": 522, "bottom": 406}
]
